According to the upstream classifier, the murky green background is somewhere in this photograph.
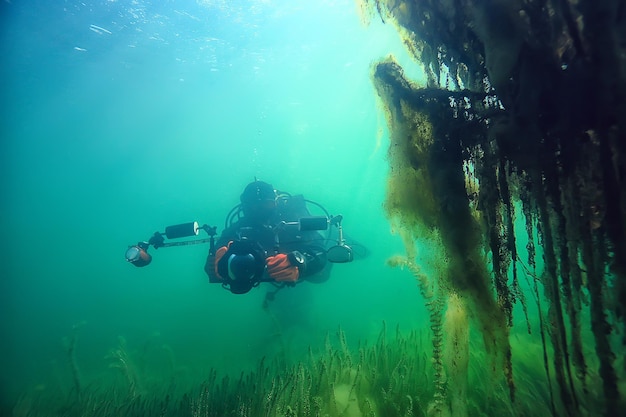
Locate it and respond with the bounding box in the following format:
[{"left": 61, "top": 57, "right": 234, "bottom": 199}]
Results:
[{"left": 1, "top": 0, "right": 430, "bottom": 406}]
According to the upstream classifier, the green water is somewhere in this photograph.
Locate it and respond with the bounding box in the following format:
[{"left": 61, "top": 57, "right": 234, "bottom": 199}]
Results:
[
  {"left": 2, "top": 1, "right": 623, "bottom": 416},
  {"left": 0, "top": 0, "right": 422, "bottom": 409}
]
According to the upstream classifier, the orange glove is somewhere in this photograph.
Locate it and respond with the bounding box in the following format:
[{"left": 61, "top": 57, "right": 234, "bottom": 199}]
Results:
[
  {"left": 266, "top": 253, "right": 300, "bottom": 282},
  {"left": 214, "top": 241, "right": 232, "bottom": 280}
]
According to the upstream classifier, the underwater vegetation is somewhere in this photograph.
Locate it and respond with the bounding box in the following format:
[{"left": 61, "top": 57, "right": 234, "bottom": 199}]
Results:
[
  {"left": 9, "top": 1, "right": 626, "bottom": 416},
  {"left": 12, "top": 324, "right": 561, "bottom": 417},
  {"left": 360, "top": 0, "right": 626, "bottom": 416}
]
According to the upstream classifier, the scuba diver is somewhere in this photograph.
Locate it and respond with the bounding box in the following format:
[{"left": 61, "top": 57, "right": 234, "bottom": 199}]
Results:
[
  {"left": 125, "top": 180, "right": 355, "bottom": 295},
  {"left": 206, "top": 180, "right": 332, "bottom": 292}
]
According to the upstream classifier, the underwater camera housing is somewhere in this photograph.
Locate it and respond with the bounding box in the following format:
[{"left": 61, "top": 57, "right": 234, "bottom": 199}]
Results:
[
  {"left": 216, "top": 216, "right": 353, "bottom": 294},
  {"left": 216, "top": 239, "right": 268, "bottom": 294}
]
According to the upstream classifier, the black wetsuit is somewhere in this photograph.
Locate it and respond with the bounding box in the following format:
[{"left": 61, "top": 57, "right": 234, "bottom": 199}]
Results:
[{"left": 204, "top": 195, "right": 328, "bottom": 283}]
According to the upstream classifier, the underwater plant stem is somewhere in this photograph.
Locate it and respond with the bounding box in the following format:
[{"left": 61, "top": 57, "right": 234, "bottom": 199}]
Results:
[
  {"left": 518, "top": 253, "right": 558, "bottom": 415},
  {"left": 536, "top": 276, "right": 558, "bottom": 417},
  {"left": 405, "top": 259, "right": 446, "bottom": 414},
  {"left": 67, "top": 326, "right": 83, "bottom": 402},
  {"left": 534, "top": 171, "right": 579, "bottom": 415},
  {"left": 581, "top": 222, "right": 620, "bottom": 417},
  {"left": 443, "top": 293, "right": 469, "bottom": 417},
  {"left": 560, "top": 178, "right": 588, "bottom": 389}
]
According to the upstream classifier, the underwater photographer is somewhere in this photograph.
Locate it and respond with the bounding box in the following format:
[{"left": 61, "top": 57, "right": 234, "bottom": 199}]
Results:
[{"left": 125, "top": 180, "right": 355, "bottom": 295}]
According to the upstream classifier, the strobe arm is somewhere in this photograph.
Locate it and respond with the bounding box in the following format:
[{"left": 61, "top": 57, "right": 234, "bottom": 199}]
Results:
[
  {"left": 125, "top": 221, "right": 217, "bottom": 267},
  {"left": 281, "top": 215, "right": 353, "bottom": 263}
]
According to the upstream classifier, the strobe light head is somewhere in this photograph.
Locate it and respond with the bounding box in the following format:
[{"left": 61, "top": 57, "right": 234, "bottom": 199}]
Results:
[{"left": 125, "top": 243, "right": 152, "bottom": 267}]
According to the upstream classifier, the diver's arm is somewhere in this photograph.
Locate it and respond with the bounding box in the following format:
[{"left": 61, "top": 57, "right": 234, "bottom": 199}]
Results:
[{"left": 204, "top": 226, "right": 238, "bottom": 283}]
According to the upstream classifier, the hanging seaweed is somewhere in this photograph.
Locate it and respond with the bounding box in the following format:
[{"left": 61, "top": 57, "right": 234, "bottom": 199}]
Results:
[
  {"left": 363, "top": 0, "right": 625, "bottom": 415},
  {"left": 374, "top": 59, "right": 516, "bottom": 410},
  {"left": 478, "top": 143, "right": 514, "bottom": 327}
]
